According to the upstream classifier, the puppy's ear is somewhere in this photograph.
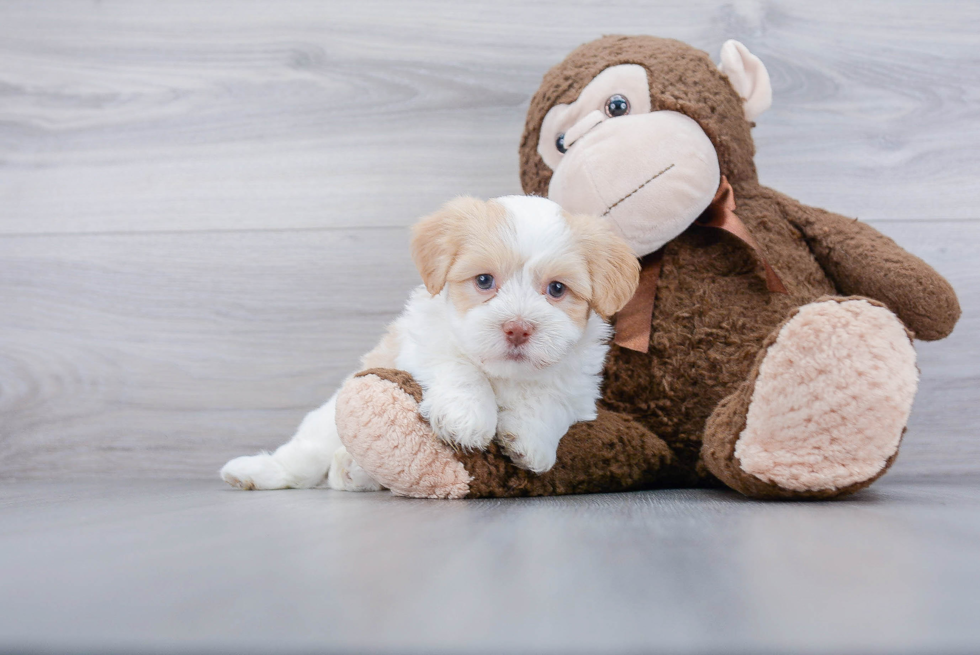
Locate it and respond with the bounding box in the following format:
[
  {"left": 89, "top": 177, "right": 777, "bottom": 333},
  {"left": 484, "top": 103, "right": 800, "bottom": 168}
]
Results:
[
  {"left": 567, "top": 213, "right": 640, "bottom": 318},
  {"left": 410, "top": 196, "right": 484, "bottom": 295}
]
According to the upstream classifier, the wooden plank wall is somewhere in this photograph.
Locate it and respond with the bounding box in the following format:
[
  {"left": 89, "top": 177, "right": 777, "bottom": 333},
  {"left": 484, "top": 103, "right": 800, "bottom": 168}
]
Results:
[{"left": 1, "top": 0, "right": 978, "bottom": 479}]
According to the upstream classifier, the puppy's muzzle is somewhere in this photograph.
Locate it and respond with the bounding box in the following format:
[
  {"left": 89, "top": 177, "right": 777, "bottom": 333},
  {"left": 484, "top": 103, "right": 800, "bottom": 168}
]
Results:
[{"left": 502, "top": 319, "right": 535, "bottom": 347}]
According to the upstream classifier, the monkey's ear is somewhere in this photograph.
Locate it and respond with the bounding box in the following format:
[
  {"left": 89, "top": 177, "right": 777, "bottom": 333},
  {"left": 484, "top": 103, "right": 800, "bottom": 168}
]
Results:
[{"left": 718, "top": 40, "right": 772, "bottom": 123}]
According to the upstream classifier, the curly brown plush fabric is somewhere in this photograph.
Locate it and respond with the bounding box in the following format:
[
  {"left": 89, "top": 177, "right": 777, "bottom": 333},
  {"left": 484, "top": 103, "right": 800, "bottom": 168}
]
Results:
[
  {"left": 699, "top": 296, "right": 914, "bottom": 499},
  {"left": 355, "top": 368, "right": 423, "bottom": 403},
  {"left": 335, "top": 35, "right": 960, "bottom": 501},
  {"left": 514, "top": 36, "right": 958, "bottom": 498},
  {"left": 352, "top": 369, "right": 680, "bottom": 498},
  {"left": 458, "top": 408, "right": 680, "bottom": 497},
  {"left": 520, "top": 35, "right": 759, "bottom": 195}
]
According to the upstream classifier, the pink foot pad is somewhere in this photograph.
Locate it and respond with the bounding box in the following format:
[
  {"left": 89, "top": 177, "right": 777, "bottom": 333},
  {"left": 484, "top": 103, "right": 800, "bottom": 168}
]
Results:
[
  {"left": 735, "top": 299, "right": 918, "bottom": 492},
  {"left": 335, "top": 370, "right": 472, "bottom": 499}
]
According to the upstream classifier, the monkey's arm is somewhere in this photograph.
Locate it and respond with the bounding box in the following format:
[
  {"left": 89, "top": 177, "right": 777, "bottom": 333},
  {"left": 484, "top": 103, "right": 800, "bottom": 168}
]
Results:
[{"left": 774, "top": 191, "right": 960, "bottom": 341}]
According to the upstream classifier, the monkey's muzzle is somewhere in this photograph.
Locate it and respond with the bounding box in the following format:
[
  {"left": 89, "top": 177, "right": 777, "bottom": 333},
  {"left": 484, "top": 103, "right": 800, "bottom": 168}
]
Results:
[{"left": 548, "top": 110, "right": 721, "bottom": 257}]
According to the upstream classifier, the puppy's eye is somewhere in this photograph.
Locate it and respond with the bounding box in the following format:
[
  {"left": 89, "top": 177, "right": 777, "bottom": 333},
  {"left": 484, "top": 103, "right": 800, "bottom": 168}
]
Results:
[
  {"left": 555, "top": 133, "right": 567, "bottom": 154},
  {"left": 605, "top": 94, "right": 630, "bottom": 118},
  {"left": 475, "top": 274, "right": 495, "bottom": 290},
  {"left": 546, "top": 281, "right": 566, "bottom": 299}
]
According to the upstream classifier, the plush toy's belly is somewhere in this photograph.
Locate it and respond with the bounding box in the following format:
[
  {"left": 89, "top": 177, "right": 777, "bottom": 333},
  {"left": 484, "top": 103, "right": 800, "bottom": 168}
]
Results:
[{"left": 600, "top": 199, "right": 836, "bottom": 478}]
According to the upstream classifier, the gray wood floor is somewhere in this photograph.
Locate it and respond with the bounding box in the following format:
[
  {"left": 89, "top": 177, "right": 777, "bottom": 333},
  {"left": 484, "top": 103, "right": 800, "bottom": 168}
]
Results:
[
  {"left": 1, "top": 478, "right": 979, "bottom": 655},
  {"left": 1, "top": 1, "right": 979, "bottom": 653}
]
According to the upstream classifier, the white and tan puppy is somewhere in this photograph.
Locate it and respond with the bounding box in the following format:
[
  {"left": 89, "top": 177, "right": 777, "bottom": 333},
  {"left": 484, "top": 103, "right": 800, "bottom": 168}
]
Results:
[{"left": 220, "top": 195, "right": 639, "bottom": 491}]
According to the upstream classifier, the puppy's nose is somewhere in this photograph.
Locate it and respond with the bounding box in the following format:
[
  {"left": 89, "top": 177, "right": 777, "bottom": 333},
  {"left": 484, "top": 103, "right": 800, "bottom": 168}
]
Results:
[{"left": 503, "top": 319, "right": 535, "bottom": 347}]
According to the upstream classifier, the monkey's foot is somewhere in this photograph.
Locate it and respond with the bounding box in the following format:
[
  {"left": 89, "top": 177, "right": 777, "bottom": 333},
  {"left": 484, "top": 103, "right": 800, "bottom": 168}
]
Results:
[
  {"left": 703, "top": 298, "right": 918, "bottom": 499},
  {"left": 334, "top": 369, "right": 472, "bottom": 499}
]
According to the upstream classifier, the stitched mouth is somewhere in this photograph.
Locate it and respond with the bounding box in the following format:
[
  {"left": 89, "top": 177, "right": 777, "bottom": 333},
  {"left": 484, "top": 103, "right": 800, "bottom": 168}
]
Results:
[{"left": 601, "top": 163, "right": 675, "bottom": 217}]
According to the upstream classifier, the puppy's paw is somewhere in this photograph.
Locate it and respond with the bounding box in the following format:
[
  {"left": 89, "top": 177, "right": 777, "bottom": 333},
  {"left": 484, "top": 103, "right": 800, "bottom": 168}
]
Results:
[
  {"left": 420, "top": 389, "right": 496, "bottom": 451},
  {"left": 496, "top": 412, "right": 561, "bottom": 474},
  {"left": 326, "top": 446, "right": 384, "bottom": 492},
  {"left": 497, "top": 433, "right": 558, "bottom": 474},
  {"left": 220, "top": 453, "right": 290, "bottom": 490}
]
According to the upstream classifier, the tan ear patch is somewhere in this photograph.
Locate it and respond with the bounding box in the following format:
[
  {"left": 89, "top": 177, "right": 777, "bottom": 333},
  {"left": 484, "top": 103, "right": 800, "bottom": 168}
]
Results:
[
  {"left": 533, "top": 259, "right": 593, "bottom": 328},
  {"left": 410, "top": 197, "right": 507, "bottom": 295},
  {"left": 446, "top": 278, "right": 494, "bottom": 317},
  {"left": 441, "top": 198, "right": 517, "bottom": 315},
  {"left": 564, "top": 212, "right": 640, "bottom": 318},
  {"left": 556, "top": 292, "right": 591, "bottom": 329}
]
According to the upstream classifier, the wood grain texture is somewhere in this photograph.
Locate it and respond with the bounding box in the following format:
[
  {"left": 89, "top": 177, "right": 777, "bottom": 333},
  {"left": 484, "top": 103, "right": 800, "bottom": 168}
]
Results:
[
  {"left": 1, "top": 478, "right": 979, "bottom": 653},
  {"left": 0, "top": 220, "right": 976, "bottom": 480},
  {"left": 1, "top": 5, "right": 978, "bottom": 654},
  {"left": 1, "top": 0, "right": 979, "bottom": 236},
  {"left": 0, "top": 0, "right": 977, "bottom": 481},
  {"left": 873, "top": 221, "right": 980, "bottom": 480},
  {"left": 0, "top": 227, "right": 418, "bottom": 478}
]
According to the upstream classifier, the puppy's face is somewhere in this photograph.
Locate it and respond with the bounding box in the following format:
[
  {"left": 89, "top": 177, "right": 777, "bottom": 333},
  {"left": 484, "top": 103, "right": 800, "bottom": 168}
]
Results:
[{"left": 411, "top": 195, "right": 640, "bottom": 378}]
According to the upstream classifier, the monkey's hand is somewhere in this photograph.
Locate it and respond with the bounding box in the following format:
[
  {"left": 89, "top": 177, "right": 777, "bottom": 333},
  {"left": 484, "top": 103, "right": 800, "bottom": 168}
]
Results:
[{"left": 775, "top": 189, "right": 960, "bottom": 340}]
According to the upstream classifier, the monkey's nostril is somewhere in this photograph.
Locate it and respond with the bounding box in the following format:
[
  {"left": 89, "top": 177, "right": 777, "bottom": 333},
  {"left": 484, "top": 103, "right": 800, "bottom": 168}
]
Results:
[{"left": 562, "top": 109, "right": 606, "bottom": 151}]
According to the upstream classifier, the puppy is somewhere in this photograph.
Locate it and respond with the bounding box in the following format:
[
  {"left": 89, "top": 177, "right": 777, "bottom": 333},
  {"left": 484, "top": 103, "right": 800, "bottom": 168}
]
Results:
[{"left": 220, "top": 195, "right": 639, "bottom": 491}]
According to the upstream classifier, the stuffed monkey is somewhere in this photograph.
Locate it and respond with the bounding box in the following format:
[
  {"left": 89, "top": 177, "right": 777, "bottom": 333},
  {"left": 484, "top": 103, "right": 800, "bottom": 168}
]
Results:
[{"left": 334, "top": 36, "right": 960, "bottom": 499}]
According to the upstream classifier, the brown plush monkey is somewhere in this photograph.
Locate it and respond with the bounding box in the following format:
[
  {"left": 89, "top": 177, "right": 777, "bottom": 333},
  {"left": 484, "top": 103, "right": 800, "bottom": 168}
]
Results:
[{"left": 334, "top": 36, "right": 960, "bottom": 500}]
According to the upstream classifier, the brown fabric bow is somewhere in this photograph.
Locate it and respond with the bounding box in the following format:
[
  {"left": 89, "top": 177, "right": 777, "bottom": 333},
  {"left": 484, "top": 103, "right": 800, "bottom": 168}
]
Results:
[{"left": 613, "top": 176, "right": 788, "bottom": 353}]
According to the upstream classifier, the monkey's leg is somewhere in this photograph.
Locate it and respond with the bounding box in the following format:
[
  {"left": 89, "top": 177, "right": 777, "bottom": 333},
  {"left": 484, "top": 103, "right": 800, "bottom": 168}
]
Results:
[
  {"left": 335, "top": 368, "right": 676, "bottom": 499},
  {"left": 701, "top": 297, "right": 918, "bottom": 499}
]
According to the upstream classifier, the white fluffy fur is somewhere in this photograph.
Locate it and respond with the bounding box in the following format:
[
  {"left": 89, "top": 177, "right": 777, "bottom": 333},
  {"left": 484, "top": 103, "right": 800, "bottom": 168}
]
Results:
[
  {"left": 400, "top": 285, "right": 611, "bottom": 472},
  {"left": 221, "top": 195, "right": 615, "bottom": 490}
]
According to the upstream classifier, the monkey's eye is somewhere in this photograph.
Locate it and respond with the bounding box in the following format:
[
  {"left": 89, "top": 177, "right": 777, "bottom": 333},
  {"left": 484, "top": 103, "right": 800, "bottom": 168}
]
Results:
[
  {"left": 546, "top": 281, "right": 566, "bottom": 299},
  {"left": 475, "top": 274, "right": 495, "bottom": 290},
  {"left": 555, "top": 133, "right": 567, "bottom": 154},
  {"left": 605, "top": 94, "right": 630, "bottom": 118}
]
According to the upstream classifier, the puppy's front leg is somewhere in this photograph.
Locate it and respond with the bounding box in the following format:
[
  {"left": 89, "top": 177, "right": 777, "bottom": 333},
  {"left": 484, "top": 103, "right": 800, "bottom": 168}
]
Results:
[
  {"left": 417, "top": 364, "right": 497, "bottom": 451},
  {"left": 496, "top": 392, "right": 578, "bottom": 474}
]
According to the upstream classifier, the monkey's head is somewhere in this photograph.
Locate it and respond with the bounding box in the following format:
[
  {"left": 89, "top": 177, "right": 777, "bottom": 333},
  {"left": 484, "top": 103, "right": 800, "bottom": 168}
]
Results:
[{"left": 520, "top": 35, "right": 772, "bottom": 257}]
